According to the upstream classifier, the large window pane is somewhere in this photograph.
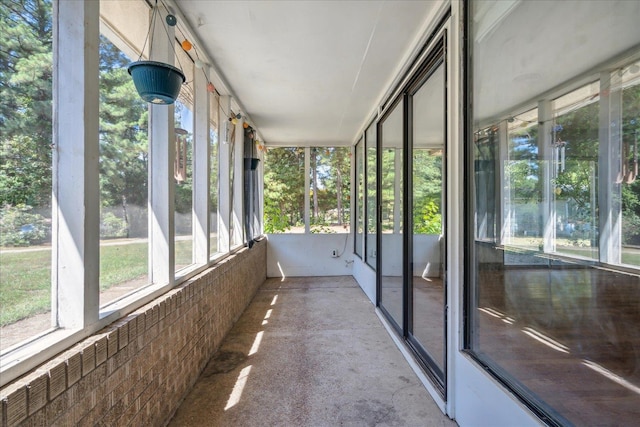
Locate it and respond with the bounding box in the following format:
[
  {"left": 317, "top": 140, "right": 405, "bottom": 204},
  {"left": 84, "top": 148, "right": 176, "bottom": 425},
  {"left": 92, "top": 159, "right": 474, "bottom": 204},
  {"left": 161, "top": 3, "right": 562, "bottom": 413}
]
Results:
[
  {"left": 469, "top": 0, "right": 640, "bottom": 424},
  {"left": 174, "top": 100, "right": 194, "bottom": 271},
  {"left": 379, "top": 100, "right": 403, "bottom": 329},
  {"left": 0, "top": 0, "right": 53, "bottom": 350},
  {"left": 210, "top": 96, "right": 220, "bottom": 258},
  {"left": 365, "top": 122, "right": 377, "bottom": 268},
  {"left": 98, "top": 33, "right": 149, "bottom": 306},
  {"left": 503, "top": 108, "right": 542, "bottom": 250},
  {"left": 620, "top": 60, "right": 640, "bottom": 266},
  {"left": 355, "top": 139, "right": 364, "bottom": 257},
  {"left": 309, "top": 147, "right": 350, "bottom": 233},
  {"left": 552, "top": 85, "right": 600, "bottom": 260},
  {"left": 264, "top": 147, "right": 305, "bottom": 233},
  {"left": 411, "top": 63, "right": 446, "bottom": 375}
]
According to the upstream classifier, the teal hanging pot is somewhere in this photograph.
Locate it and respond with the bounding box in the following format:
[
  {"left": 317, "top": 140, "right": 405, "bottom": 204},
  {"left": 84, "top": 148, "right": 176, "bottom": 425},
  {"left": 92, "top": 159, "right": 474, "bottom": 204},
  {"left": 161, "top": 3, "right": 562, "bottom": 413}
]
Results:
[{"left": 128, "top": 60, "right": 185, "bottom": 105}]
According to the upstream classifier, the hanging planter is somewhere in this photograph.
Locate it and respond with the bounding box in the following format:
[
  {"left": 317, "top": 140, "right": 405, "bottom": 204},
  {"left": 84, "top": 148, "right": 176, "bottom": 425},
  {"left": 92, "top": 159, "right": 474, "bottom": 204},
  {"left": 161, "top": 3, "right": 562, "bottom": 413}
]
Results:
[
  {"left": 128, "top": 61, "right": 185, "bottom": 104},
  {"left": 129, "top": 1, "right": 186, "bottom": 105}
]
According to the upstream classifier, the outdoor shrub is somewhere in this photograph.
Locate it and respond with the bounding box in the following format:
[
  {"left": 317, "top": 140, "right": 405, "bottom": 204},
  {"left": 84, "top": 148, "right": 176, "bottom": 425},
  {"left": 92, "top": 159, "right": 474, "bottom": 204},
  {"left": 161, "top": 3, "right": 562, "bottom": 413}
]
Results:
[
  {"left": 100, "top": 211, "right": 128, "bottom": 238},
  {"left": 0, "top": 204, "right": 48, "bottom": 246}
]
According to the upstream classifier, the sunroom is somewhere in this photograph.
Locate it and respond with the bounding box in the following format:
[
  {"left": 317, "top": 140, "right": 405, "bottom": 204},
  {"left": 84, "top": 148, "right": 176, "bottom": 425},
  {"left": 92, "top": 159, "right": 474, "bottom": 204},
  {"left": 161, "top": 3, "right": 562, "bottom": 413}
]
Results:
[{"left": 1, "top": 0, "right": 640, "bottom": 426}]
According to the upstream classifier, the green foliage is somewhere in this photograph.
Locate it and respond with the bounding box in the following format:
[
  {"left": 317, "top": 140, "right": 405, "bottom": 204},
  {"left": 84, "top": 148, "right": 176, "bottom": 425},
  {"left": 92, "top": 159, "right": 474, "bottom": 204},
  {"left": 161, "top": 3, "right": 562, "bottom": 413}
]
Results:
[
  {"left": 414, "top": 199, "right": 442, "bottom": 234},
  {"left": 100, "top": 212, "right": 128, "bottom": 239},
  {"left": 264, "top": 147, "right": 305, "bottom": 232},
  {"left": 0, "top": 204, "right": 48, "bottom": 246},
  {"left": 0, "top": 0, "right": 53, "bottom": 209},
  {"left": 99, "top": 35, "right": 149, "bottom": 212}
]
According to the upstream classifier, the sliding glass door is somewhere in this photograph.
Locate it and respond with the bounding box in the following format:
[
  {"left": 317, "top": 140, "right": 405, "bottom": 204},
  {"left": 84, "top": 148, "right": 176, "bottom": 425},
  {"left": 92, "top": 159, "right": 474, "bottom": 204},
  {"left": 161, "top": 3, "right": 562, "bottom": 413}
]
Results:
[
  {"left": 377, "top": 39, "right": 447, "bottom": 393},
  {"left": 409, "top": 59, "right": 446, "bottom": 383}
]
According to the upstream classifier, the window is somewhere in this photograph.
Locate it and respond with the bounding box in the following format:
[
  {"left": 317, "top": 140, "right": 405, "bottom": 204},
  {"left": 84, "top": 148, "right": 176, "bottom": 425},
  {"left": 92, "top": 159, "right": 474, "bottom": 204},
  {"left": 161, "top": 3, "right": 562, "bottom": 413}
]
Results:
[
  {"left": 365, "top": 122, "right": 377, "bottom": 268},
  {"left": 174, "top": 99, "right": 194, "bottom": 272},
  {"left": 0, "top": 0, "right": 53, "bottom": 350},
  {"left": 468, "top": 0, "right": 640, "bottom": 424},
  {"left": 309, "top": 147, "right": 350, "bottom": 233},
  {"left": 1, "top": 0, "right": 255, "bottom": 386},
  {"left": 263, "top": 147, "right": 306, "bottom": 233},
  {"left": 355, "top": 139, "right": 364, "bottom": 257},
  {"left": 98, "top": 33, "right": 149, "bottom": 306},
  {"left": 210, "top": 94, "right": 220, "bottom": 259}
]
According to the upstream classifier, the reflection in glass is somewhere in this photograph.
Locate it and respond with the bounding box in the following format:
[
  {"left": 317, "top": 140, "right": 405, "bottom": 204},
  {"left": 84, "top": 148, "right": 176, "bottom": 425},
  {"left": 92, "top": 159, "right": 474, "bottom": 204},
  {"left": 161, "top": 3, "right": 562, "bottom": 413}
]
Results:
[
  {"left": 552, "top": 86, "right": 599, "bottom": 260},
  {"left": 470, "top": 0, "right": 640, "bottom": 422},
  {"left": 379, "top": 101, "right": 403, "bottom": 328},
  {"left": 504, "top": 109, "right": 542, "bottom": 250},
  {"left": 620, "top": 62, "right": 640, "bottom": 266}
]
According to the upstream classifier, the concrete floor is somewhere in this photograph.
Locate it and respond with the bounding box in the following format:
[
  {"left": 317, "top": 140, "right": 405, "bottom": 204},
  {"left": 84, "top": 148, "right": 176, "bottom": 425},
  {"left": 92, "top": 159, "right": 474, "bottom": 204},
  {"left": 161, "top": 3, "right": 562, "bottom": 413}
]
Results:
[{"left": 169, "top": 276, "right": 456, "bottom": 427}]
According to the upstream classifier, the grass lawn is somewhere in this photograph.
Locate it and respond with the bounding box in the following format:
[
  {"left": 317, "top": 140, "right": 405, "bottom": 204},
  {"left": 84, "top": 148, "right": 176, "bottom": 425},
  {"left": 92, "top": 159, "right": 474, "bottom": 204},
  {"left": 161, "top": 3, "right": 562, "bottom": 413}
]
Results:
[{"left": 1, "top": 239, "right": 197, "bottom": 327}]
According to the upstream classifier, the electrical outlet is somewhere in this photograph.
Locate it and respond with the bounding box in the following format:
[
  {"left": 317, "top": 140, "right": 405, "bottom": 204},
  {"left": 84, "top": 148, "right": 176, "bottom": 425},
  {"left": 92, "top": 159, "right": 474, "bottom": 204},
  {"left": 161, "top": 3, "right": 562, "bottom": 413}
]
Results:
[{"left": 331, "top": 249, "right": 339, "bottom": 258}]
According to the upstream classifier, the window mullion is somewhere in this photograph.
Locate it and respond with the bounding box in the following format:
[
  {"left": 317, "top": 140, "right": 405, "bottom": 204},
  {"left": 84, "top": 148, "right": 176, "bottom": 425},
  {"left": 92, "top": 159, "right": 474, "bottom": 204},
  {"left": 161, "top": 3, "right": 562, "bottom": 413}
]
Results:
[
  {"left": 218, "top": 96, "right": 231, "bottom": 253},
  {"left": 598, "top": 71, "right": 623, "bottom": 264},
  {"left": 232, "top": 117, "right": 245, "bottom": 245},
  {"left": 304, "top": 147, "right": 311, "bottom": 233},
  {"left": 53, "top": 0, "right": 100, "bottom": 329},
  {"left": 148, "top": 6, "right": 175, "bottom": 286},
  {"left": 539, "top": 100, "right": 555, "bottom": 253},
  {"left": 193, "top": 68, "right": 210, "bottom": 264}
]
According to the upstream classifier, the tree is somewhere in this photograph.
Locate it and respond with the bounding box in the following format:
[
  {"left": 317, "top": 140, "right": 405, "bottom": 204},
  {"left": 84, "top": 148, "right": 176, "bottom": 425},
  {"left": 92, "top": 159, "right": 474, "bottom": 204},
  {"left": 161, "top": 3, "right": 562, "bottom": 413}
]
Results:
[
  {"left": 0, "top": 0, "right": 53, "bottom": 208},
  {"left": 263, "top": 147, "right": 305, "bottom": 232},
  {"left": 98, "top": 35, "right": 149, "bottom": 236}
]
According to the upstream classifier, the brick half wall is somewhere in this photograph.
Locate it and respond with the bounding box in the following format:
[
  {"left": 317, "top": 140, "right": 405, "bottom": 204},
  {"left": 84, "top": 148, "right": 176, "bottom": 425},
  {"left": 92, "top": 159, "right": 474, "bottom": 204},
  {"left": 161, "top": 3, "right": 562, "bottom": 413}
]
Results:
[{"left": 1, "top": 239, "right": 267, "bottom": 426}]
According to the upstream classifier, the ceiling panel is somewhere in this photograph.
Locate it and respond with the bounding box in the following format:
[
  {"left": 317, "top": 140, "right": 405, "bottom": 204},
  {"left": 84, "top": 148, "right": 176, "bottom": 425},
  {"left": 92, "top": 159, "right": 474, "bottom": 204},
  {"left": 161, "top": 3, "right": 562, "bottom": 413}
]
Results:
[{"left": 176, "top": 0, "right": 439, "bottom": 146}]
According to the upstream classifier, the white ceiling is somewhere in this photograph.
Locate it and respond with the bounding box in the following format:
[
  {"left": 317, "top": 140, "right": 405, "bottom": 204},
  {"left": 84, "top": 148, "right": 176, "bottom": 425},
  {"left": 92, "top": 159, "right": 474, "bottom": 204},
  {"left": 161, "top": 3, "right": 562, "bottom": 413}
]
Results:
[{"left": 174, "top": 0, "right": 440, "bottom": 147}]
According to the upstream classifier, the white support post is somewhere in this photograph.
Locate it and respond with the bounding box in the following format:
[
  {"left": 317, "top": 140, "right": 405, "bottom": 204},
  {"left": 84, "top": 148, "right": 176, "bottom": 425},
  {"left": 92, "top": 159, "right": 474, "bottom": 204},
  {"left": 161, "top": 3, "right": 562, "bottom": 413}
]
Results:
[
  {"left": 233, "top": 117, "right": 245, "bottom": 246},
  {"left": 599, "top": 71, "right": 623, "bottom": 264},
  {"left": 193, "top": 67, "right": 210, "bottom": 263},
  {"left": 304, "top": 147, "right": 311, "bottom": 233},
  {"left": 52, "top": 0, "right": 100, "bottom": 328},
  {"left": 219, "top": 96, "right": 231, "bottom": 253},
  {"left": 148, "top": 6, "right": 175, "bottom": 286},
  {"left": 539, "top": 100, "right": 555, "bottom": 253}
]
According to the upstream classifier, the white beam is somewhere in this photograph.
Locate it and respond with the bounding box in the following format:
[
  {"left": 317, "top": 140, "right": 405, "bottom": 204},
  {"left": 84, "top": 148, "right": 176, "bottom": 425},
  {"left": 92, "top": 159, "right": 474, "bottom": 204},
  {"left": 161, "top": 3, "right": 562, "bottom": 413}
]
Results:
[
  {"left": 232, "top": 117, "right": 245, "bottom": 246},
  {"left": 599, "top": 71, "right": 623, "bottom": 264},
  {"left": 219, "top": 96, "right": 231, "bottom": 253},
  {"left": 193, "top": 66, "right": 210, "bottom": 264},
  {"left": 148, "top": 6, "right": 175, "bottom": 286},
  {"left": 52, "top": 0, "right": 100, "bottom": 328}
]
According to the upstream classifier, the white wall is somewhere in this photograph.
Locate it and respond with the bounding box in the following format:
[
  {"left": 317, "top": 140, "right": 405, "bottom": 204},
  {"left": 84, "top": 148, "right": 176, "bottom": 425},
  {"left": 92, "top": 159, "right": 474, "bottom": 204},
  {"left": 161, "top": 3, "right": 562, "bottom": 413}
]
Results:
[
  {"left": 380, "top": 234, "right": 442, "bottom": 277},
  {"left": 454, "top": 356, "right": 542, "bottom": 427},
  {"left": 266, "top": 234, "right": 354, "bottom": 277},
  {"left": 352, "top": 257, "right": 376, "bottom": 304}
]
